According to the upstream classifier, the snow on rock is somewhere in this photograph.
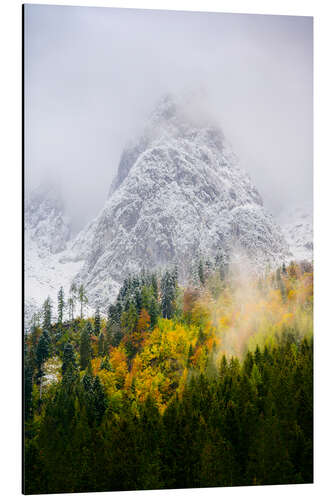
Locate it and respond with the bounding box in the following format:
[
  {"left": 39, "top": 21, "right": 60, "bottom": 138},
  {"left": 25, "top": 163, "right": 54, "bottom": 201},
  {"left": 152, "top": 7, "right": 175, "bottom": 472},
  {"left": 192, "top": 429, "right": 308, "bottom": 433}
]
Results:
[
  {"left": 73, "top": 94, "right": 289, "bottom": 307},
  {"left": 278, "top": 205, "right": 313, "bottom": 262},
  {"left": 24, "top": 184, "right": 84, "bottom": 328},
  {"left": 25, "top": 94, "right": 298, "bottom": 320},
  {"left": 25, "top": 182, "right": 71, "bottom": 255}
]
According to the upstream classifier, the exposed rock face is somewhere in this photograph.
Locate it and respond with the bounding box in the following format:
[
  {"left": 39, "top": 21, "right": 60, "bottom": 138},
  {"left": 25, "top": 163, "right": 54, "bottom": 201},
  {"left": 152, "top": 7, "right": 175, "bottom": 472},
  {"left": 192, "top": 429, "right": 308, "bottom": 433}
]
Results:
[
  {"left": 71, "top": 95, "right": 289, "bottom": 306},
  {"left": 24, "top": 184, "right": 83, "bottom": 328},
  {"left": 25, "top": 183, "right": 71, "bottom": 256},
  {"left": 278, "top": 206, "right": 313, "bottom": 262},
  {"left": 25, "top": 95, "right": 298, "bottom": 318}
]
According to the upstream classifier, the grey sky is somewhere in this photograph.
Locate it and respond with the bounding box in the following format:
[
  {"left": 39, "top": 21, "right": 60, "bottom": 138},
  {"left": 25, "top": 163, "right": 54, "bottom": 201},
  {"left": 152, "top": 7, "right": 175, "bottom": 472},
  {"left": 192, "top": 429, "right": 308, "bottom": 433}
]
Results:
[{"left": 24, "top": 5, "right": 313, "bottom": 231}]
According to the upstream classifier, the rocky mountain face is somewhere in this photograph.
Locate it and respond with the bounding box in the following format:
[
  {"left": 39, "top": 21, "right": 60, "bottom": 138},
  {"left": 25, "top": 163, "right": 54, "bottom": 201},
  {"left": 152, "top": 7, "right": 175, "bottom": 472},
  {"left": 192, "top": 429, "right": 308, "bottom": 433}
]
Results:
[
  {"left": 278, "top": 206, "right": 313, "bottom": 262},
  {"left": 68, "top": 95, "right": 289, "bottom": 306},
  {"left": 25, "top": 183, "right": 71, "bottom": 256},
  {"left": 24, "top": 184, "right": 83, "bottom": 327},
  {"left": 25, "top": 95, "right": 311, "bottom": 319}
]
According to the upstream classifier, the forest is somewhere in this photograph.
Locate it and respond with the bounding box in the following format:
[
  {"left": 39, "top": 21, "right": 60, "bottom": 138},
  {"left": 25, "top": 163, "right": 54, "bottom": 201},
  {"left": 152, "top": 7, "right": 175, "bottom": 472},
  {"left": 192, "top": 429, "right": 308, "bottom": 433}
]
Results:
[{"left": 24, "top": 259, "right": 313, "bottom": 494}]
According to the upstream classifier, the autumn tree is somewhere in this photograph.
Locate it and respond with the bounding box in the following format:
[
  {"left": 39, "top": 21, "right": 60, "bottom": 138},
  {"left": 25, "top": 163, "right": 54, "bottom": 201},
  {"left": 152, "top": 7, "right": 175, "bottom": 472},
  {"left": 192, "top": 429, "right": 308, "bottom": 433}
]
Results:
[{"left": 137, "top": 308, "right": 151, "bottom": 333}]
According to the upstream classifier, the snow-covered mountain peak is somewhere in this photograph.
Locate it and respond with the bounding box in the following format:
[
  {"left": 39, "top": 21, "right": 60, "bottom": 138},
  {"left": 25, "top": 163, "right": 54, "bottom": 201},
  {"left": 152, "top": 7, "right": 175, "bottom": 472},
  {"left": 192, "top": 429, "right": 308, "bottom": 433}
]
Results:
[
  {"left": 73, "top": 95, "right": 289, "bottom": 307},
  {"left": 25, "top": 95, "right": 299, "bottom": 318}
]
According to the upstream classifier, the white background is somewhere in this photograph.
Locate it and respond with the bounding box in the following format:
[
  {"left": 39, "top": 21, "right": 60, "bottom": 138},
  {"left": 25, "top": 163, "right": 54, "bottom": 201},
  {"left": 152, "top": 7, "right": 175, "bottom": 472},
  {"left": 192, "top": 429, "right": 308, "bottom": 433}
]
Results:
[{"left": 0, "top": 0, "right": 332, "bottom": 498}]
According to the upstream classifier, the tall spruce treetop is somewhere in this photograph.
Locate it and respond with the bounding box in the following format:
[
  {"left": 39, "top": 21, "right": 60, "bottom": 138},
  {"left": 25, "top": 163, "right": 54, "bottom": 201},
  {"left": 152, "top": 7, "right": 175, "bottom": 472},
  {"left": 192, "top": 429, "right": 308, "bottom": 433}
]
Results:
[
  {"left": 161, "top": 270, "right": 176, "bottom": 319},
  {"left": 57, "top": 286, "right": 65, "bottom": 325},
  {"left": 78, "top": 284, "right": 88, "bottom": 319},
  {"left": 94, "top": 306, "right": 101, "bottom": 336}
]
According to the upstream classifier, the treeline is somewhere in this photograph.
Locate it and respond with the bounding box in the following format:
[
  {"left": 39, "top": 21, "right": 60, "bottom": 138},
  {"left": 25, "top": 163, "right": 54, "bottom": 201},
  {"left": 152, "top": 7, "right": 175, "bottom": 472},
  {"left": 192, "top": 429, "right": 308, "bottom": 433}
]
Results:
[{"left": 24, "top": 261, "right": 313, "bottom": 494}]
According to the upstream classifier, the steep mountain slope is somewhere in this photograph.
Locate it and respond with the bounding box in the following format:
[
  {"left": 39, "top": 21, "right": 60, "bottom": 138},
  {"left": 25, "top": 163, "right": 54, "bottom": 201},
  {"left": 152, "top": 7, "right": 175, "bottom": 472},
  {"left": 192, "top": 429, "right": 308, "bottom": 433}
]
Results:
[
  {"left": 24, "top": 184, "right": 83, "bottom": 327},
  {"left": 25, "top": 182, "right": 71, "bottom": 255},
  {"left": 278, "top": 206, "right": 313, "bottom": 262},
  {"left": 70, "top": 95, "right": 289, "bottom": 306}
]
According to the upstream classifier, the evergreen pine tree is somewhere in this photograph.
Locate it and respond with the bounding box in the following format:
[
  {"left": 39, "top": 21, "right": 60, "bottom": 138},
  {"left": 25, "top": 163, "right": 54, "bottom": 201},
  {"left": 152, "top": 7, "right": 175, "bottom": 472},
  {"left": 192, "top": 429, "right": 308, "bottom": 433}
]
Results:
[
  {"left": 148, "top": 296, "right": 159, "bottom": 329},
  {"left": 78, "top": 284, "right": 88, "bottom": 319},
  {"left": 80, "top": 321, "right": 93, "bottom": 370},
  {"left": 92, "top": 376, "right": 107, "bottom": 424},
  {"left": 98, "top": 332, "right": 105, "bottom": 356},
  {"left": 67, "top": 297, "right": 74, "bottom": 322},
  {"left": 57, "top": 286, "right": 65, "bottom": 325},
  {"left": 24, "top": 345, "right": 34, "bottom": 421},
  {"left": 161, "top": 270, "right": 176, "bottom": 319},
  {"left": 151, "top": 273, "right": 159, "bottom": 300},
  {"left": 69, "top": 282, "right": 77, "bottom": 319},
  {"left": 36, "top": 330, "right": 51, "bottom": 383},
  {"left": 94, "top": 306, "right": 101, "bottom": 336},
  {"left": 62, "top": 342, "right": 77, "bottom": 377},
  {"left": 42, "top": 297, "right": 52, "bottom": 330}
]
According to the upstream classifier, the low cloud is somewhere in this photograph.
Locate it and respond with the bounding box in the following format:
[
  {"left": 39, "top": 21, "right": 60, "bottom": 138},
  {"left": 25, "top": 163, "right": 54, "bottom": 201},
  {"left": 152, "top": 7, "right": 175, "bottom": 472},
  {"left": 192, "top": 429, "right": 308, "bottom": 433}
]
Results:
[{"left": 24, "top": 5, "right": 313, "bottom": 231}]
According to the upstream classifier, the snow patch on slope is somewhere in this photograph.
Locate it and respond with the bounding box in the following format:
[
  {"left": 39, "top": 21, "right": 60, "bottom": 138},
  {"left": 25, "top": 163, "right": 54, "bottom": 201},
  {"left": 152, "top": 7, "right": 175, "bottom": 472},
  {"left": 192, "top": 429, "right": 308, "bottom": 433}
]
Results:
[{"left": 278, "top": 206, "right": 313, "bottom": 262}]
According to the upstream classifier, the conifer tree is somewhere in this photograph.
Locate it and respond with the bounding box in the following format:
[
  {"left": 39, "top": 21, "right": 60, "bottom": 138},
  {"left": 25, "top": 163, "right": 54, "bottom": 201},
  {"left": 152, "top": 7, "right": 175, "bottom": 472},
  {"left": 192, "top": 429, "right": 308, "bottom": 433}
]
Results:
[
  {"left": 161, "top": 270, "right": 176, "bottom": 319},
  {"left": 80, "top": 321, "right": 93, "bottom": 370},
  {"left": 62, "top": 342, "right": 77, "bottom": 377},
  {"left": 67, "top": 297, "right": 74, "bottom": 322},
  {"left": 94, "top": 306, "right": 101, "bottom": 336},
  {"left": 69, "top": 282, "right": 77, "bottom": 319},
  {"left": 78, "top": 284, "right": 88, "bottom": 319},
  {"left": 98, "top": 332, "right": 105, "bottom": 356},
  {"left": 135, "top": 289, "right": 142, "bottom": 314},
  {"left": 42, "top": 297, "right": 52, "bottom": 330},
  {"left": 30, "top": 323, "right": 39, "bottom": 351},
  {"left": 36, "top": 330, "right": 51, "bottom": 384},
  {"left": 92, "top": 376, "right": 107, "bottom": 424},
  {"left": 151, "top": 273, "right": 159, "bottom": 300},
  {"left": 148, "top": 296, "right": 159, "bottom": 329},
  {"left": 24, "top": 350, "right": 34, "bottom": 421},
  {"left": 57, "top": 286, "right": 65, "bottom": 325}
]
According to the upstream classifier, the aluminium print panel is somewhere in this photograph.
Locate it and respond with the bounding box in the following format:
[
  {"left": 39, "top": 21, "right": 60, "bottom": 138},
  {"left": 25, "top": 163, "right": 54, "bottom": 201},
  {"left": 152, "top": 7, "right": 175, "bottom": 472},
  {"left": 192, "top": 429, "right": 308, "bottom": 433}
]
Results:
[{"left": 23, "top": 4, "right": 313, "bottom": 494}]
